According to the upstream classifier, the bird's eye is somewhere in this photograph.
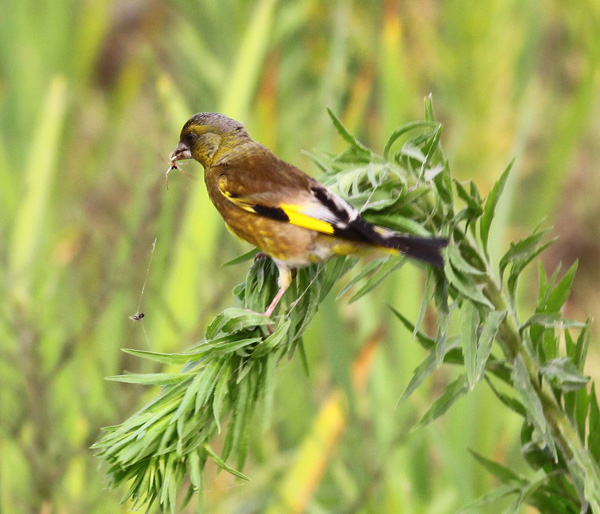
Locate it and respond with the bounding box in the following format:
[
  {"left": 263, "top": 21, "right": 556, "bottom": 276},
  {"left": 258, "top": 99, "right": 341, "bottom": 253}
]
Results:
[{"left": 183, "top": 132, "right": 197, "bottom": 146}]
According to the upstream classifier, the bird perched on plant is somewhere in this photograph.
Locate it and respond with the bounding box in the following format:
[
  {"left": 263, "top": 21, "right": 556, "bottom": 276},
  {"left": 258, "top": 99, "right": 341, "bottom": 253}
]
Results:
[{"left": 169, "top": 113, "right": 447, "bottom": 317}]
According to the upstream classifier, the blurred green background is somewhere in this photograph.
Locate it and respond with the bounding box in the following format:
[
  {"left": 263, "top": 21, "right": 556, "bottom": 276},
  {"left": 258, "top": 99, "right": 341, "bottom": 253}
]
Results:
[{"left": 1, "top": 0, "right": 599, "bottom": 512}]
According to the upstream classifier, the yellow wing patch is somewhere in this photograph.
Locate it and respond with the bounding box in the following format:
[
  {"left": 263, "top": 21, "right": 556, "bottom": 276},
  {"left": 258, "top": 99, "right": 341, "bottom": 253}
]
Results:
[
  {"left": 218, "top": 175, "right": 256, "bottom": 213},
  {"left": 279, "top": 203, "right": 335, "bottom": 234},
  {"left": 218, "top": 175, "right": 335, "bottom": 235}
]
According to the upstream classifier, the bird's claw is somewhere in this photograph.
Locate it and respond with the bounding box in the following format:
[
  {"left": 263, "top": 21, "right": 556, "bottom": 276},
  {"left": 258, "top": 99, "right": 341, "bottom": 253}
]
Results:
[
  {"left": 244, "top": 307, "right": 275, "bottom": 334},
  {"left": 254, "top": 251, "right": 268, "bottom": 262}
]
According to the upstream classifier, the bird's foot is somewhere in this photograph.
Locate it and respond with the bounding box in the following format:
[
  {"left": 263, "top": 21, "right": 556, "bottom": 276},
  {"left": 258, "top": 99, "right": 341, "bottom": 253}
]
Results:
[
  {"left": 244, "top": 307, "right": 275, "bottom": 334},
  {"left": 244, "top": 286, "right": 288, "bottom": 334}
]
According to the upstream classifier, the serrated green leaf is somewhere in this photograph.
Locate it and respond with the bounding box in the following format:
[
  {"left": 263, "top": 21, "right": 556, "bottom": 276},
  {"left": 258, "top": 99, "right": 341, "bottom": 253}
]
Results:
[
  {"left": 337, "top": 257, "right": 384, "bottom": 299},
  {"left": 399, "top": 352, "right": 438, "bottom": 404},
  {"left": 588, "top": 385, "right": 600, "bottom": 460},
  {"left": 457, "top": 483, "right": 521, "bottom": 513},
  {"left": 105, "top": 373, "right": 194, "bottom": 385},
  {"left": 222, "top": 248, "right": 259, "bottom": 266},
  {"left": 462, "top": 301, "right": 480, "bottom": 390},
  {"left": 470, "top": 181, "right": 482, "bottom": 204},
  {"left": 366, "top": 161, "right": 378, "bottom": 187},
  {"left": 261, "top": 352, "right": 277, "bottom": 431},
  {"left": 157, "top": 421, "right": 176, "bottom": 456},
  {"left": 192, "top": 360, "right": 223, "bottom": 414},
  {"left": 527, "top": 489, "right": 579, "bottom": 514},
  {"left": 512, "top": 356, "right": 556, "bottom": 459},
  {"left": 295, "top": 338, "right": 310, "bottom": 376},
  {"left": 468, "top": 449, "right": 524, "bottom": 484},
  {"left": 435, "top": 298, "right": 456, "bottom": 365},
  {"left": 247, "top": 258, "right": 270, "bottom": 302},
  {"left": 507, "top": 474, "right": 555, "bottom": 514},
  {"left": 565, "top": 330, "right": 576, "bottom": 364},
  {"left": 507, "top": 239, "right": 555, "bottom": 306},
  {"left": 399, "top": 142, "right": 426, "bottom": 163},
  {"left": 424, "top": 94, "right": 436, "bottom": 121},
  {"left": 159, "top": 456, "right": 173, "bottom": 507},
  {"left": 480, "top": 160, "right": 513, "bottom": 255},
  {"left": 444, "top": 261, "right": 494, "bottom": 308},
  {"left": 424, "top": 163, "right": 445, "bottom": 181},
  {"left": 294, "top": 266, "right": 323, "bottom": 316},
  {"left": 327, "top": 107, "right": 372, "bottom": 155},
  {"left": 221, "top": 377, "right": 246, "bottom": 463},
  {"left": 122, "top": 348, "right": 203, "bottom": 365},
  {"left": 433, "top": 162, "right": 453, "bottom": 207},
  {"left": 222, "top": 310, "right": 272, "bottom": 333},
  {"left": 537, "top": 261, "right": 549, "bottom": 305},
  {"left": 389, "top": 305, "right": 436, "bottom": 350},
  {"left": 212, "top": 362, "right": 231, "bottom": 433},
  {"left": 235, "top": 360, "right": 253, "bottom": 384},
  {"left": 322, "top": 256, "right": 357, "bottom": 300},
  {"left": 575, "top": 385, "right": 590, "bottom": 442},
  {"left": 252, "top": 318, "right": 291, "bottom": 357},
  {"left": 206, "top": 308, "right": 271, "bottom": 339},
  {"left": 416, "top": 374, "right": 469, "bottom": 428},
  {"left": 540, "top": 326, "right": 562, "bottom": 362},
  {"left": 348, "top": 256, "right": 405, "bottom": 303},
  {"left": 521, "top": 313, "right": 586, "bottom": 331},
  {"left": 181, "top": 485, "right": 195, "bottom": 510},
  {"left": 542, "top": 263, "right": 563, "bottom": 305},
  {"left": 453, "top": 208, "right": 475, "bottom": 226},
  {"left": 420, "top": 125, "right": 443, "bottom": 176},
  {"left": 171, "top": 373, "right": 205, "bottom": 426},
  {"left": 364, "top": 214, "right": 433, "bottom": 237},
  {"left": 203, "top": 445, "right": 249, "bottom": 481},
  {"left": 539, "top": 358, "right": 589, "bottom": 392},
  {"left": 499, "top": 227, "right": 551, "bottom": 279},
  {"left": 399, "top": 338, "right": 460, "bottom": 404},
  {"left": 412, "top": 271, "right": 435, "bottom": 341},
  {"left": 225, "top": 372, "right": 254, "bottom": 468},
  {"left": 383, "top": 120, "right": 439, "bottom": 160},
  {"left": 193, "top": 337, "right": 262, "bottom": 357},
  {"left": 546, "top": 260, "right": 578, "bottom": 312},
  {"left": 572, "top": 323, "right": 591, "bottom": 369},
  {"left": 474, "top": 311, "right": 505, "bottom": 383},
  {"left": 303, "top": 149, "right": 333, "bottom": 174},
  {"left": 485, "top": 376, "right": 527, "bottom": 416},
  {"left": 351, "top": 188, "right": 402, "bottom": 213},
  {"left": 455, "top": 179, "right": 483, "bottom": 217},
  {"left": 447, "top": 243, "right": 485, "bottom": 276}
]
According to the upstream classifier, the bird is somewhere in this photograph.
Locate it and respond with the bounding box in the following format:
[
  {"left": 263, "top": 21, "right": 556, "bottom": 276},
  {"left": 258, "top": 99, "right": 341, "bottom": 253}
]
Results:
[{"left": 169, "top": 113, "right": 447, "bottom": 317}]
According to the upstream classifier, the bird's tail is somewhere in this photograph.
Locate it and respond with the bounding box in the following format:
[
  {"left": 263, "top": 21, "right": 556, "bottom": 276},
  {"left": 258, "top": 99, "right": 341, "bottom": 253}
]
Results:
[{"left": 381, "top": 235, "right": 448, "bottom": 268}]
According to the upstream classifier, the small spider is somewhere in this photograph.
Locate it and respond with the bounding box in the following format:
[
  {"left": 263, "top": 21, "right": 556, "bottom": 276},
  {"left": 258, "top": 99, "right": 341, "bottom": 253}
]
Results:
[{"left": 129, "top": 312, "right": 145, "bottom": 321}]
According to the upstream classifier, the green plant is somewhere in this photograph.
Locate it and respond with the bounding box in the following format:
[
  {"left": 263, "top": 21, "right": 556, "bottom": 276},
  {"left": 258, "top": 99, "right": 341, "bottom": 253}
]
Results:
[{"left": 94, "top": 101, "right": 600, "bottom": 513}]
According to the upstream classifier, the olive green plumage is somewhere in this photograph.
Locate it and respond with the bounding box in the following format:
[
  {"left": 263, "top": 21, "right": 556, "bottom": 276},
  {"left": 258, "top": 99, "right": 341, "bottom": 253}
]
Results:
[{"left": 170, "top": 112, "right": 447, "bottom": 316}]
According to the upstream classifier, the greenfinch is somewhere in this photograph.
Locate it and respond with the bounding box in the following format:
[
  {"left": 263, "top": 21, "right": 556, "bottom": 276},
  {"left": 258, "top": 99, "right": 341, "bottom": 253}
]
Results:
[{"left": 169, "top": 113, "right": 447, "bottom": 316}]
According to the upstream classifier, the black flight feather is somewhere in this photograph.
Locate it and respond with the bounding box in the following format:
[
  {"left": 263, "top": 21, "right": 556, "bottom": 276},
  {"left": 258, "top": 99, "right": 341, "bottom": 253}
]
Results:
[{"left": 332, "top": 217, "right": 447, "bottom": 267}]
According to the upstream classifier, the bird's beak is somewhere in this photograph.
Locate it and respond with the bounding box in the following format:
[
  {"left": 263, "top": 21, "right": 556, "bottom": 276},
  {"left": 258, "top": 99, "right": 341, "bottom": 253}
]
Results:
[{"left": 169, "top": 141, "right": 193, "bottom": 162}]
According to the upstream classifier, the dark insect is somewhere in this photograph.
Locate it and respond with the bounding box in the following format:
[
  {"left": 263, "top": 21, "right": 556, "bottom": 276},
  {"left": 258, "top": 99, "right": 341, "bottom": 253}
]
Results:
[
  {"left": 129, "top": 312, "right": 145, "bottom": 321},
  {"left": 165, "top": 158, "right": 180, "bottom": 189}
]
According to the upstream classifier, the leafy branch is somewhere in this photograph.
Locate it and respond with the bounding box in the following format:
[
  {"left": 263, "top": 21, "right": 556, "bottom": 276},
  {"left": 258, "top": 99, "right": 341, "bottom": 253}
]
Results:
[{"left": 94, "top": 100, "right": 600, "bottom": 513}]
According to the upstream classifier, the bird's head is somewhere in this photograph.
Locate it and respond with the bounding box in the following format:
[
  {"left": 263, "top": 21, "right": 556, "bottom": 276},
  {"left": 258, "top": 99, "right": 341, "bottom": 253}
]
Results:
[{"left": 170, "top": 113, "right": 249, "bottom": 168}]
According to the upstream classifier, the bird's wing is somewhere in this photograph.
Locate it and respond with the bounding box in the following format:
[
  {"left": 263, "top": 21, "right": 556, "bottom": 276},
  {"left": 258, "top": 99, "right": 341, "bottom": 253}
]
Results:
[
  {"left": 214, "top": 160, "right": 448, "bottom": 267},
  {"left": 217, "top": 168, "right": 383, "bottom": 244}
]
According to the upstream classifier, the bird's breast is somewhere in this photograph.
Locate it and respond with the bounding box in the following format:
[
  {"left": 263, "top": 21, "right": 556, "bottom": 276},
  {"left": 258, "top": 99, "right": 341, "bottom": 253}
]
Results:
[{"left": 204, "top": 171, "right": 316, "bottom": 265}]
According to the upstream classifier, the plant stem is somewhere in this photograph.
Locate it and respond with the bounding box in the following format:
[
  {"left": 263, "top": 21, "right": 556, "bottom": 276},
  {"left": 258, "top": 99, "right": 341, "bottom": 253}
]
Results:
[{"left": 483, "top": 273, "right": 600, "bottom": 511}]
